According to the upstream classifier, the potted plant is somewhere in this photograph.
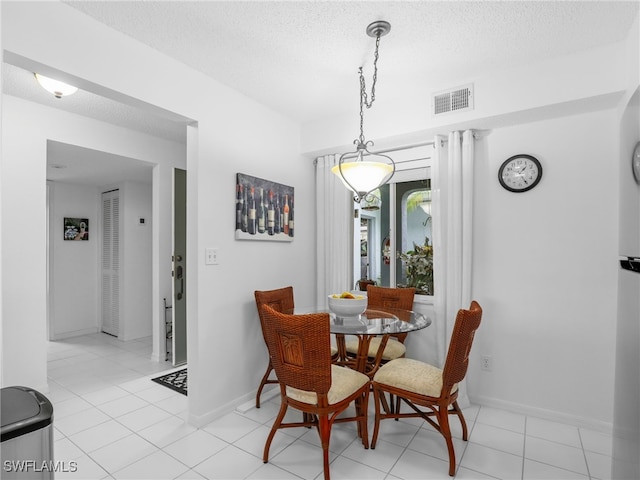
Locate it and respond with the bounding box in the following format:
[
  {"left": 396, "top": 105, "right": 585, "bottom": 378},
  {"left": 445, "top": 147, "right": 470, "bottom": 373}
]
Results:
[{"left": 397, "top": 239, "right": 433, "bottom": 295}]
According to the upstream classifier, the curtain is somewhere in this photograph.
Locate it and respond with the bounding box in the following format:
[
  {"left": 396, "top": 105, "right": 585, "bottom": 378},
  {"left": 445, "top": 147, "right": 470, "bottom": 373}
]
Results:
[
  {"left": 432, "top": 130, "right": 475, "bottom": 407},
  {"left": 315, "top": 155, "right": 353, "bottom": 306}
]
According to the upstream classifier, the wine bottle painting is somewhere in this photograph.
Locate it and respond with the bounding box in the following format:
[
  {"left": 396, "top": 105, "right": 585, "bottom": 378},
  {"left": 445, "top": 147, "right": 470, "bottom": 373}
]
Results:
[{"left": 235, "top": 173, "right": 294, "bottom": 242}]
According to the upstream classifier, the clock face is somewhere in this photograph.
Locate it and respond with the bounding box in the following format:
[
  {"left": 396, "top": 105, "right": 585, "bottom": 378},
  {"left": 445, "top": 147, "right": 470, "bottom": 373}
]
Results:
[
  {"left": 498, "top": 154, "right": 542, "bottom": 193},
  {"left": 633, "top": 142, "right": 640, "bottom": 185}
]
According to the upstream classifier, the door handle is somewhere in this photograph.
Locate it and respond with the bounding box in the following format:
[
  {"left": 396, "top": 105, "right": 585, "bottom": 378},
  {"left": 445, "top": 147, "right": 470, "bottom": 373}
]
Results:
[{"left": 176, "top": 265, "right": 184, "bottom": 300}]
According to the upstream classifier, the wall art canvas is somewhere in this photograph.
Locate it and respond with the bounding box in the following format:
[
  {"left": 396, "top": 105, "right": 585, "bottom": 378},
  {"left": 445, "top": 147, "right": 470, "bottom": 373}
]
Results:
[
  {"left": 64, "top": 217, "right": 89, "bottom": 241},
  {"left": 235, "top": 173, "right": 294, "bottom": 242}
]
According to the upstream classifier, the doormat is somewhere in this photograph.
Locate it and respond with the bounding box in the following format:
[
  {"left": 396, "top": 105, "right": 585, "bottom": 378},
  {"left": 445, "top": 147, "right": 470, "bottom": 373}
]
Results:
[{"left": 152, "top": 368, "right": 187, "bottom": 396}]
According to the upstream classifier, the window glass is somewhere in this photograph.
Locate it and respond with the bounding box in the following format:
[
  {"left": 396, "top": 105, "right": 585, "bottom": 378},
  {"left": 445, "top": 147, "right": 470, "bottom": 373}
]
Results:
[{"left": 356, "top": 179, "right": 433, "bottom": 296}]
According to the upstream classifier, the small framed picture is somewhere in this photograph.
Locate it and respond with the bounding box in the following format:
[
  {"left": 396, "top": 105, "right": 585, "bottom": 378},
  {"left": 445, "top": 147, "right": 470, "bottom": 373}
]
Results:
[{"left": 64, "top": 217, "right": 89, "bottom": 241}]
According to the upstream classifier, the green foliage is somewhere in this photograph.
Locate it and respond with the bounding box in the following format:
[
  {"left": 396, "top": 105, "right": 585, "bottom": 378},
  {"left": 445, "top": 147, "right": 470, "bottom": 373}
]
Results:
[{"left": 397, "top": 239, "right": 433, "bottom": 295}]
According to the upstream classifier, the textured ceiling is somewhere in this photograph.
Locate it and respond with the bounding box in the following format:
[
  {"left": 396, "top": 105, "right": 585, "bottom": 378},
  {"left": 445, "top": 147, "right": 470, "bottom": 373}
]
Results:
[
  {"left": 2, "top": 1, "right": 638, "bottom": 184},
  {"left": 63, "top": 0, "right": 639, "bottom": 123}
]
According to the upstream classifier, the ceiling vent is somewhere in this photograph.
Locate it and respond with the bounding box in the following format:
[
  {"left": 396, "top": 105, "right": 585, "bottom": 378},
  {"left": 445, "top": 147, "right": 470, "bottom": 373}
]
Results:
[{"left": 432, "top": 84, "right": 474, "bottom": 116}]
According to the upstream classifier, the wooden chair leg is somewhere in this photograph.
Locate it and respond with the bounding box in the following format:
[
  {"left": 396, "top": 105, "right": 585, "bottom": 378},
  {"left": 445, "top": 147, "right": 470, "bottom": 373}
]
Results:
[
  {"left": 318, "top": 414, "right": 331, "bottom": 480},
  {"left": 371, "top": 386, "right": 382, "bottom": 449},
  {"left": 438, "top": 405, "right": 456, "bottom": 477},
  {"left": 263, "top": 400, "right": 287, "bottom": 463},
  {"left": 256, "top": 360, "right": 274, "bottom": 408},
  {"left": 451, "top": 400, "right": 468, "bottom": 440}
]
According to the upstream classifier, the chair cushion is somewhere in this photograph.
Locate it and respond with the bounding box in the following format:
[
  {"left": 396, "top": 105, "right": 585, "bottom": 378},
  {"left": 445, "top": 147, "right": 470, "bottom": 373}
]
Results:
[
  {"left": 373, "top": 358, "right": 458, "bottom": 398},
  {"left": 344, "top": 337, "right": 406, "bottom": 360},
  {"left": 286, "top": 365, "right": 369, "bottom": 405},
  {"left": 330, "top": 345, "right": 338, "bottom": 356}
]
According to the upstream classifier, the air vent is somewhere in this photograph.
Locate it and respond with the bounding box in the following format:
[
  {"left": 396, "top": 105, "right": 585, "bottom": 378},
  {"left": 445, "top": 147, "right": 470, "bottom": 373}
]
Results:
[{"left": 432, "top": 84, "right": 474, "bottom": 116}]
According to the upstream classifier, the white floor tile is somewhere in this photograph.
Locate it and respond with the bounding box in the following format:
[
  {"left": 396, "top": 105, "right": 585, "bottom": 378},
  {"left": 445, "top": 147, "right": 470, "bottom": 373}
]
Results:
[
  {"left": 69, "top": 420, "right": 133, "bottom": 453},
  {"left": 46, "top": 333, "right": 608, "bottom": 480},
  {"left": 193, "top": 445, "right": 264, "bottom": 479},
  {"left": 388, "top": 447, "right": 452, "bottom": 479},
  {"left": 202, "top": 411, "right": 261, "bottom": 444},
  {"left": 526, "top": 416, "right": 582, "bottom": 448},
  {"left": 163, "top": 430, "right": 227, "bottom": 468},
  {"left": 524, "top": 436, "right": 589, "bottom": 476},
  {"left": 469, "top": 422, "right": 525, "bottom": 456},
  {"left": 116, "top": 404, "right": 173, "bottom": 431},
  {"left": 88, "top": 433, "right": 158, "bottom": 474},
  {"left": 112, "top": 450, "right": 189, "bottom": 480},
  {"left": 460, "top": 442, "right": 524, "bottom": 480},
  {"left": 137, "top": 416, "right": 197, "bottom": 448},
  {"left": 523, "top": 458, "right": 588, "bottom": 479},
  {"left": 55, "top": 407, "right": 112, "bottom": 436}
]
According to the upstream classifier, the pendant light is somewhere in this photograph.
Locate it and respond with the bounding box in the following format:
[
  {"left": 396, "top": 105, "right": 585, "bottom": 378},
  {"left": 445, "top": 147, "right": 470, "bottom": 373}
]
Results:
[
  {"left": 34, "top": 73, "right": 78, "bottom": 98},
  {"left": 332, "top": 20, "right": 395, "bottom": 203}
]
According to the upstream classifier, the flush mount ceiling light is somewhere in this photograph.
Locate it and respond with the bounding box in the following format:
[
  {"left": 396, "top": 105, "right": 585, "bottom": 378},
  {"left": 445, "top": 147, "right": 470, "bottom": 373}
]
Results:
[
  {"left": 34, "top": 73, "right": 78, "bottom": 98},
  {"left": 332, "top": 20, "right": 395, "bottom": 203}
]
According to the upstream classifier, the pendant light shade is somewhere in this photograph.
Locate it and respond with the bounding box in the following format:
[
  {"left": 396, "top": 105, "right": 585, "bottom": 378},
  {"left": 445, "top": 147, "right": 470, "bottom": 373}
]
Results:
[
  {"left": 34, "top": 73, "right": 78, "bottom": 98},
  {"left": 333, "top": 20, "right": 395, "bottom": 203}
]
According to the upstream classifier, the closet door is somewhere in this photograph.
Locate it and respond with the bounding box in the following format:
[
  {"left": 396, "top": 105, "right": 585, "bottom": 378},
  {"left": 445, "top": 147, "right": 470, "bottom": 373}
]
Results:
[{"left": 101, "top": 189, "right": 120, "bottom": 337}]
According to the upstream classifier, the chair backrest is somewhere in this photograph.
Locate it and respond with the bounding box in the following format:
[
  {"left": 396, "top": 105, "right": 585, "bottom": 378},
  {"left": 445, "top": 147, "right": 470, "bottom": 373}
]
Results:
[
  {"left": 254, "top": 286, "right": 295, "bottom": 339},
  {"left": 366, "top": 285, "right": 415, "bottom": 310},
  {"left": 260, "top": 304, "right": 332, "bottom": 395},
  {"left": 441, "top": 301, "right": 483, "bottom": 395}
]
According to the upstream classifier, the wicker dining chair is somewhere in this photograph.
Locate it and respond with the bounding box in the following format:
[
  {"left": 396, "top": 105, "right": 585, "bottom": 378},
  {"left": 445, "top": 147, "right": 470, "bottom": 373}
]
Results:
[
  {"left": 260, "top": 304, "right": 370, "bottom": 480},
  {"left": 254, "top": 286, "right": 295, "bottom": 408},
  {"left": 371, "top": 300, "right": 483, "bottom": 477},
  {"left": 342, "top": 286, "right": 416, "bottom": 368}
]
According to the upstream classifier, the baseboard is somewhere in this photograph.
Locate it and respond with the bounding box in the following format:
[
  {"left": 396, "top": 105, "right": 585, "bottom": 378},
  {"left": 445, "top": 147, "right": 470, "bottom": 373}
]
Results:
[
  {"left": 235, "top": 387, "right": 279, "bottom": 413},
  {"left": 50, "top": 327, "right": 99, "bottom": 341},
  {"left": 187, "top": 387, "right": 279, "bottom": 428},
  {"left": 470, "top": 394, "right": 613, "bottom": 434}
]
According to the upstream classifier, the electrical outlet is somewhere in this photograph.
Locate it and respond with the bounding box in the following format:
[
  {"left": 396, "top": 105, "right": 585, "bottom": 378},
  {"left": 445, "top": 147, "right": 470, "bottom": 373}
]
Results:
[{"left": 481, "top": 355, "right": 492, "bottom": 371}]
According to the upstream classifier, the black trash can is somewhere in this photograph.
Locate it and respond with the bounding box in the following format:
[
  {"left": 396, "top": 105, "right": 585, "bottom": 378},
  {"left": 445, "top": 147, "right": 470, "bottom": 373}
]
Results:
[{"left": 1, "top": 386, "right": 54, "bottom": 480}]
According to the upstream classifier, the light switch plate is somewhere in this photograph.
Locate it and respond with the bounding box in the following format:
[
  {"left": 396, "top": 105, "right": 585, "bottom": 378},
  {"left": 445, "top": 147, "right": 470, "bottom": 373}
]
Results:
[{"left": 205, "top": 247, "right": 219, "bottom": 265}]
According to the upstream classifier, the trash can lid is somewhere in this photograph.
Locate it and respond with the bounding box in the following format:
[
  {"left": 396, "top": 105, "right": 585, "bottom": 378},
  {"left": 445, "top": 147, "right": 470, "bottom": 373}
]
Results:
[{"left": 1, "top": 386, "right": 53, "bottom": 442}]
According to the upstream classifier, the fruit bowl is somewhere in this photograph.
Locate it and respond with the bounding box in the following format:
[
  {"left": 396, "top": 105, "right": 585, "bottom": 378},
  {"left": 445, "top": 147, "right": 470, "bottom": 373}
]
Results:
[{"left": 328, "top": 293, "right": 367, "bottom": 317}]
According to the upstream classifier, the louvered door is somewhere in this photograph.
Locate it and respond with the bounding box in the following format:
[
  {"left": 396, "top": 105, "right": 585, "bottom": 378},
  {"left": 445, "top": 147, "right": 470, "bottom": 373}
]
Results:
[{"left": 101, "top": 189, "right": 120, "bottom": 337}]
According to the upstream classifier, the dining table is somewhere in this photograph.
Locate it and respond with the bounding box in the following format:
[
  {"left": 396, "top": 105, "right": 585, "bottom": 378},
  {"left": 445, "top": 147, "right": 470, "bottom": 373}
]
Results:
[{"left": 297, "top": 306, "right": 431, "bottom": 377}]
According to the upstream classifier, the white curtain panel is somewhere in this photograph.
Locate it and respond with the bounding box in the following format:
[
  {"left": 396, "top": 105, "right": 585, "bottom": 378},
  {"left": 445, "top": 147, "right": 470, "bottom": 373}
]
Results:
[
  {"left": 432, "top": 130, "right": 475, "bottom": 407},
  {"left": 315, "top": 155, "right": 353, "bottom": 306}
]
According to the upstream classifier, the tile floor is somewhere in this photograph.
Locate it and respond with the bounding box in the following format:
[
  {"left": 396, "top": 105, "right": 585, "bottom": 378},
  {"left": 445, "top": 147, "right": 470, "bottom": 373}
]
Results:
[{"left": 45, "top": 333, "right": 613, "bottom": 480}]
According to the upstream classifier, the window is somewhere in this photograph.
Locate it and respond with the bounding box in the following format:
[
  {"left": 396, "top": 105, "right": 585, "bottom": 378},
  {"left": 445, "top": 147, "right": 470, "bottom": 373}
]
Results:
[{"left": 354, "top": 144, "right": 434, "bottom": 296}]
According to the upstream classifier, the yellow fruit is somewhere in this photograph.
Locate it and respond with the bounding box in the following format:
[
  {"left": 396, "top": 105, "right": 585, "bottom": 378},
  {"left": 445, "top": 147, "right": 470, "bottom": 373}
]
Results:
[{"left": 340, "top": 291, "right": 355, "bottom": 299}]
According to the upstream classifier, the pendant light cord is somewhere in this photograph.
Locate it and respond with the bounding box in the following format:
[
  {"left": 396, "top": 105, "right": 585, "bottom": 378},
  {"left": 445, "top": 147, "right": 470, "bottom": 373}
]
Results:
[{"left": 358, "top": 33, "right": 382, "bottom": 144}]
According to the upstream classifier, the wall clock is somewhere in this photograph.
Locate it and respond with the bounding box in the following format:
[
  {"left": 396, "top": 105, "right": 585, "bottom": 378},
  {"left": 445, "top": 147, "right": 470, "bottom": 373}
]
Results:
[
  {"left": 498, "top": 154, "right": 543, "bottom": 193},
  {"left": 632, "top": 141, "right": 640, "bottom": 185}
]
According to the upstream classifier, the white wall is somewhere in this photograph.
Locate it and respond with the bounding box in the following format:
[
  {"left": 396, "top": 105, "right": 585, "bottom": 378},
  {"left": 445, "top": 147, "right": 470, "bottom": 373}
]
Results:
[
  {"left": 49, "top": 182, "right": 99, "bottom": 339},
  {"left": 120, "top": 181, "right": 153, "bottom": 341},
  {"left": 468, "top": 109, "right": 618, "bottom": 428},
  {"left": 1, "top": 2, "right": 313, "bottom": 426}
]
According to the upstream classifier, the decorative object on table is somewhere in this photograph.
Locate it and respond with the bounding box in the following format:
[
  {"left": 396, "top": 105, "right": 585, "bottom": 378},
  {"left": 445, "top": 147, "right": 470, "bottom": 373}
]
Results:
[
  {"left": 498, "top": 154, "right": 543, "bottom": 192},
  {"left": 328, "top": 292, "right": 368, "bottom": 317},
  {"left": 343, "top": 285, "right": 416, "bottom": 369},
  {"left": 397, "top": 240, "right": 433, "bottom": 295},
  {"left": 63, "top": 217, "right": 89, "bottom": 240},
  {"left": 235, "top": 173, "right": 294, "bottom": 241},
  {"left": 632, "top": 141, "right": 640, "bottom": 185},
  {"left": 332, "top": 21, "right": 396, "bottom": 203},
  {"left": 371, "top": 300, "right": 483, "bottom": 477},
  {"left": 151, "top": 368, "right": 187, "bottom": 396}
]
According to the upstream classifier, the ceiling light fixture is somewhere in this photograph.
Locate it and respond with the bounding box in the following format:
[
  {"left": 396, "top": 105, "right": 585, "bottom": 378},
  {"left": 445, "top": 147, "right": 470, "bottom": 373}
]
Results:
[
  {"left": 332, "top": 20, "right": 395, "bottom": 203},
  {"left": 34, "top": 73, "right": 78, "bottom": 98}
]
